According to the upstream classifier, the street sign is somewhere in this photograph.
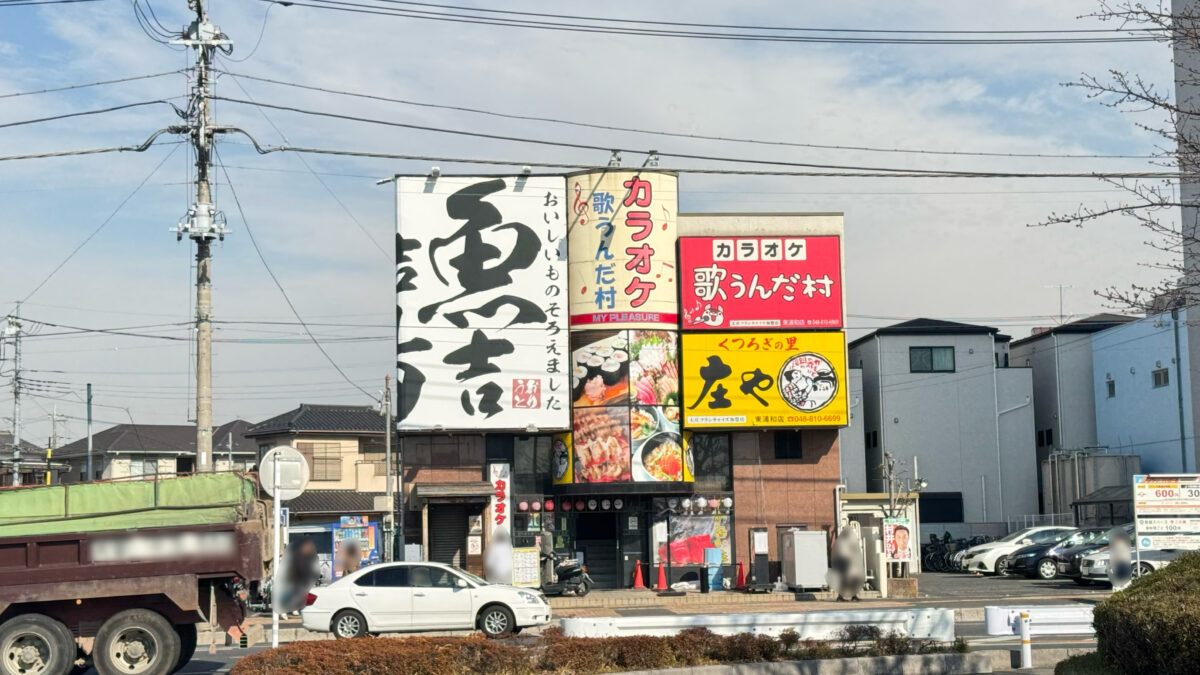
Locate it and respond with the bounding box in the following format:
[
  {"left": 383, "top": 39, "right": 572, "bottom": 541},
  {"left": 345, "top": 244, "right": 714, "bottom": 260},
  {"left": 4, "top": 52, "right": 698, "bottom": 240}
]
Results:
[
  {"left": 259, "top": 446, "right": 309, "bottom": 501},
  {"left": 1133, "top": 474, "right": 1200, "bottom": 551}
]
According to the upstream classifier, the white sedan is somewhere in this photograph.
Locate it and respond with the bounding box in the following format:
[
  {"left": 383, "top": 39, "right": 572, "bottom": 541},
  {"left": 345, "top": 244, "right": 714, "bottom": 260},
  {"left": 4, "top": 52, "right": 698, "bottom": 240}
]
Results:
[
  {"left": 1079, "top": 547, "right": 1189, "bottom": 584},
  {"left": 302, "top": 562, "right": 552, "bottom": 639},
  {"left": 959, "top": 526, "right": 1077, "bottom": 575}
]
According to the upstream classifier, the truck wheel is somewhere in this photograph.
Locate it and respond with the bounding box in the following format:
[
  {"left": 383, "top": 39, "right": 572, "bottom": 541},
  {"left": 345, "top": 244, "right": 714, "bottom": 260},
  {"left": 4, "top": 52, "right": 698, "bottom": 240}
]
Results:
[
  {"left": 0, "top": 614, "right": 76, "bottom": 675},
  {"left": 172, "top": 624, "right": 197, "bottom": 674},
  {"left": 93, "top": 609, "right": 180, "bottom": 675}
]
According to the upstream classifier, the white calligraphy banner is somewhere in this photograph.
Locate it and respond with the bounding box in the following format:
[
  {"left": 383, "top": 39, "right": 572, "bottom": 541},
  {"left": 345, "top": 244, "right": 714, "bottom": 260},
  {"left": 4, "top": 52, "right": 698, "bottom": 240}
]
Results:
[{"left": 396, "top": 176, "right": 569, "bottom": 430}]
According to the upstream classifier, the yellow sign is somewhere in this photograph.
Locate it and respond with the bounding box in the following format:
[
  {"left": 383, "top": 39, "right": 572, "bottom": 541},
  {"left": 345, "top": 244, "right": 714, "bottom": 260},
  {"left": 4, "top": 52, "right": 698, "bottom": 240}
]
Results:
[
  {"left": 681, "top": 332, "right": 848, "bottom": 428},
  {"left": 567, "top": 170, "right": 678, "bottom": 329}
]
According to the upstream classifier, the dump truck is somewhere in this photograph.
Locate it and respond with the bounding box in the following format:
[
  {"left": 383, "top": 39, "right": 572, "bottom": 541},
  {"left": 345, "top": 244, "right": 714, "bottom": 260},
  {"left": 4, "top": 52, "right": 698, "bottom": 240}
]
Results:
[{"left": 0, "top": 473, "right": 268, "bottom": 675}]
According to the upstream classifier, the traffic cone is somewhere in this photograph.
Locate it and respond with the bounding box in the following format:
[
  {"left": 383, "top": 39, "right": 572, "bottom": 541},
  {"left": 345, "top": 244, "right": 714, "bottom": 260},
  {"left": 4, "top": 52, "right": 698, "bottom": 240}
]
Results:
[
  {"left": 632, "top": 560, "right": 647, "bottom": 589},
  {"left": 735, "top": 561, "right": 746, "bottom": 589},
  {"left": 655, "top": 562, "right": 667, "bottom": 591}
]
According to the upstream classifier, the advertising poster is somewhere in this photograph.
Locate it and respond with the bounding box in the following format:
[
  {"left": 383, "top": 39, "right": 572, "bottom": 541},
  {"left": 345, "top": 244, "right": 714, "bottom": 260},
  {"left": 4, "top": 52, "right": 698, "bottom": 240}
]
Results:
[
  {"left": 332, "top": 521, "right": 379, "bottom": 580},
  {"left": 653, "top": 513, "right": 732, "bottom": 565},
  {"left": 681, "top": 332, "right": 849, "bottom": 428},
  {"left": 679, "top": 236, "right": 843, "bottom": 330},
  {"left": 396, "top": 176, "right": 569, "bottom": 431},
  {"left": 567, "top": 329, "right": 690, "bottom": 484},
  {"left": 567, "top": 170, "right": 678, "bottom": 329},
  {"left": 1133, "top": 474, "right": 1200, "bottom": 550},
  {"left": 883, "top": 517, "right": 913, "bottom": 562},
  {"left": 487, "top": 463, "right": 514, "bottom": 584}
]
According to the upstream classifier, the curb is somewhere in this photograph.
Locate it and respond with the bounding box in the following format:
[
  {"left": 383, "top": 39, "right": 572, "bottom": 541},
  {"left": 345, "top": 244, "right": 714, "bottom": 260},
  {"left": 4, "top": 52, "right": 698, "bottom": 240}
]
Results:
[{"left": 613, "top": 653, "right": 992, "bottom": 675}]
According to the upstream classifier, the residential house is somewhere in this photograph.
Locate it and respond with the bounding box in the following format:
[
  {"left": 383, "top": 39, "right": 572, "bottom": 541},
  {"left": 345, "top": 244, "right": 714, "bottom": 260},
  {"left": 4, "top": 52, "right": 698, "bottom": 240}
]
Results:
[
  {"left": 848, "top": 318, "right": 1037, "bottom": 536},
  {"left": 55, "top": 420, "right": 257, "bottom": 483}
]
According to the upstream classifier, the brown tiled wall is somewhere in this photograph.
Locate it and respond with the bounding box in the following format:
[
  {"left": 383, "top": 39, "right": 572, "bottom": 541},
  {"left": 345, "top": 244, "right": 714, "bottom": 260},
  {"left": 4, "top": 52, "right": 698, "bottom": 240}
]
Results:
[{"left": 731, "top": 429, "right": 839, "bottom": 570}]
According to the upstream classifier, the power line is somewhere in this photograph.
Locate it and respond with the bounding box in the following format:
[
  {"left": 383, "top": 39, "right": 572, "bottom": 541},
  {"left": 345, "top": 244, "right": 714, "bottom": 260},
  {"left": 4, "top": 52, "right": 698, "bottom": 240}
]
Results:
[
  {"left": 220, "top": 70, "right": 391, "bottom": 261},
  {"left": 0, "top": 100, "right": 180, "bottom": 130},
  {"left": 19, "top": 144, "right": 182, "bottom": 304},
  {"left": 0, "top": 71, "right": 180, "bottom": 99},
  {"left": 0, "top": 130, "right": 184, "bottom": 162},
  {"left": 213, "top": 97, "right": 1167, "bottom": 176},
  {"left": 219, "top": 70, "right": 1155, "bottom": 160},
  {"left": 335, "top": 0, "right": 1152, "bottom": 36},
  {"left": 263, "top": 0, "right": 1159, "bottom": 45},
  {"left": 216, "top": 152, "right": 379, "bottom": 402},
  {"left": 0, "top": 0, "right": 105, "bottom": 6},
  {"left": 220, "top": 1, "right": 277, "bottom": 62}
]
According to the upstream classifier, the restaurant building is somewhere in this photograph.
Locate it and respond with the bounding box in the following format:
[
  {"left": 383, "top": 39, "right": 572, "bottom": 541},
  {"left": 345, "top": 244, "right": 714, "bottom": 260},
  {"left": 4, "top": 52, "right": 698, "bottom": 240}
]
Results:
[{"left": 393, "top": 171, "right": 847, "bottom": 588}]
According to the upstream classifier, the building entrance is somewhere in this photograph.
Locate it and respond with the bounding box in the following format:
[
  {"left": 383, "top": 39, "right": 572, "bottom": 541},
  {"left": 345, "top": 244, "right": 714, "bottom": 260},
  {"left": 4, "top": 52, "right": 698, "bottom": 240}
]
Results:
[{"left": 574, "top": 511, "right": 621, "bottom": 589}]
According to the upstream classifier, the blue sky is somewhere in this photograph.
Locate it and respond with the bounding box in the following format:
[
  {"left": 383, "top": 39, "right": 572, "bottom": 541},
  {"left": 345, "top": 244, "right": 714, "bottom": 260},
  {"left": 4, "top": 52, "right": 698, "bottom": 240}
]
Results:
[{"left": 0, "top": 0, "right": 1180, "bottom": 444}]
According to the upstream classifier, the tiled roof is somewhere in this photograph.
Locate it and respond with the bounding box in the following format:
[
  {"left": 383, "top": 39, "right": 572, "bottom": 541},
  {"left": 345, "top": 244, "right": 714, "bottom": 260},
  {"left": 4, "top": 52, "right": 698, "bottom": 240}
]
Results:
[
  {"left": 849, "top": 318, "right": 998, "bottom": 349},
  {"left": 245, "top": 404, "right": 386, "bottom": 438},
  {"left": 0, "top": 431, "right": 42, "bottom": 460},
  {"left": 54, "top": 420, "right": 257, "bottom": 458},
  {"left": 286, "top": 489, "right": 394, "bottom": 514}
]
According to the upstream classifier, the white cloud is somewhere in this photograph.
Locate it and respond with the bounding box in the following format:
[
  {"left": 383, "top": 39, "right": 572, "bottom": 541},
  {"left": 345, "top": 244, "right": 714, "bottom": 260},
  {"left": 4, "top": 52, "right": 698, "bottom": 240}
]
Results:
[{"left": 0, "top": 0, "right": 1179, "bottom": 442}]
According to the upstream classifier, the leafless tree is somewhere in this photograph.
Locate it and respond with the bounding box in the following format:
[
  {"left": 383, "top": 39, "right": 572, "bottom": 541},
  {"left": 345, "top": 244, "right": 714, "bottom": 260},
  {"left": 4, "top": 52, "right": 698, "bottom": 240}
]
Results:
[{"left": 1033, "top": 1, "right": 1200, "bottom": 314}]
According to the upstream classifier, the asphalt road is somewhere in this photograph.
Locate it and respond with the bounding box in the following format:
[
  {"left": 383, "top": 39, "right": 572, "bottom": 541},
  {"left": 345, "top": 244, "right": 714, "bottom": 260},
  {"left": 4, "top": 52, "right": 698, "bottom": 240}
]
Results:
[{"left": 85, "top": 572, "right": 1105, "bottom": 674}]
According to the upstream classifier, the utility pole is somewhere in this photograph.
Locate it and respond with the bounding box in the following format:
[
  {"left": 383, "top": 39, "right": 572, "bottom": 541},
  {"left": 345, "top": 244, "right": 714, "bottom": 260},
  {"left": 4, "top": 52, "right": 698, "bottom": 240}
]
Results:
[
  {"left": 86, "top": 383, "right": 93, "bottom": 481},
  {"left": 1043, "top": 284, "right": 1072, "bottom": 325},
  {"left": 5, "top": 307, "right": 22, "bottom": 487},
  {"left": 381, "top": 376, "right": 395, "bottom": 562},
  {"left": 173, "top": 0, "right": 229, "bottom": 473}
]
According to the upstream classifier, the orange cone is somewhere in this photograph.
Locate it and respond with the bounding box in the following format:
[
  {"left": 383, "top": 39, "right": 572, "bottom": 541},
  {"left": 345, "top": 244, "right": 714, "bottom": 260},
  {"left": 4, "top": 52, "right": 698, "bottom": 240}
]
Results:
[
  {"left": 735, "top": 561, "right": 746, "bottom": 589},
  {"left": 632, "top": 560, "right": 647, "bottom": 589},
  {"left": 655, "top": 562, "right": 667, "bottom": 591}
]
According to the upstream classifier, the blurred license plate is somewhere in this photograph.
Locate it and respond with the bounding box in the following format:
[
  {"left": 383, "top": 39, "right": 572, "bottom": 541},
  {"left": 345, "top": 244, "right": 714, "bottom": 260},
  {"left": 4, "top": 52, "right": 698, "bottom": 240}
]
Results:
[{"left": 1058, "top": 563, "right": 1070, "bottom": 573}]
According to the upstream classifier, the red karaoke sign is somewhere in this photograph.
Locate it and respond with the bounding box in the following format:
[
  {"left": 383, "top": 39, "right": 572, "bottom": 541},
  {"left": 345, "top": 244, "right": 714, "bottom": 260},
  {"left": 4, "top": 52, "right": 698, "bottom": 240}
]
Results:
[{"left": 679, "top": 236, "right": 843, "bottom": 330}]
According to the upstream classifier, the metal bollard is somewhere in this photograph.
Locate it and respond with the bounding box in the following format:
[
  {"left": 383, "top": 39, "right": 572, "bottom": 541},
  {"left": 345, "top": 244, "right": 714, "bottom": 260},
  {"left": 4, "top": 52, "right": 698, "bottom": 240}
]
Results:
[{"left": 1019, "top": 611, "right": 1032, "bottom": 669}]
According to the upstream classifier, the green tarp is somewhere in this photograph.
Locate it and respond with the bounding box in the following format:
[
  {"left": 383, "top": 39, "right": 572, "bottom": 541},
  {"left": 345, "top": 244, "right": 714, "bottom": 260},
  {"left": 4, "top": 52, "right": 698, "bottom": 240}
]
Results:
[{"left": 0, "top": 473, "right": 257, "bottom": 538}]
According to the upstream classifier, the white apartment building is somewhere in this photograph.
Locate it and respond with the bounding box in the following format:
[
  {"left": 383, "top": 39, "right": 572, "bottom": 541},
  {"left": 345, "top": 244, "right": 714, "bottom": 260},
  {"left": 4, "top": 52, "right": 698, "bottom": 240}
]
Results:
[{"left": 847, "top": 319, "right": 1037, "bottom": 535}]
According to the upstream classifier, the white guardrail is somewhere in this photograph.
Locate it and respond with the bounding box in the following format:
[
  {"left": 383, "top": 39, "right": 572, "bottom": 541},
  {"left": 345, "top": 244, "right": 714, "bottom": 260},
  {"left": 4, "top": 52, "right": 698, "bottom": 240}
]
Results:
[
  {"left": 561, "top": 609, "right": 955, "bottom": 642},
  {"left": 984, "top": 605, "right": 1095, "bottom": 636}
]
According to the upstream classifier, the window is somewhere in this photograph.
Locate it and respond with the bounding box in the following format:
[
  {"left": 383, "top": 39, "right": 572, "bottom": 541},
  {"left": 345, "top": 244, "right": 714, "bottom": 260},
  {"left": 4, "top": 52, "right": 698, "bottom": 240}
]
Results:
[
  {"left": 359, "top": 438, "right": 388, "bottom": 476},
  {"left": 1107, "top": 380, "right": 1116, "bottom": 398},
  {"left": 774, "top": 430, "right": 803, "bottom": 460},
  {"left": 355, "top": 566, "right": 409, "bottom": 587},
  {"left": 1046, "top": 428, "right": 1054, "bottom": 447},
  {"left": 297, "top": 442, "right": 342, "bottom": 481},
  {"left": 1036, "top": 430, "right": 1045, "bottom": 448},
  {"left": 1153, "top": 368, "right": 1170, "bottom": 388},
  {"left": 1030, "top": 528, "right": 1074, "bottom": 544},
  {"left": 409, "top": 565, "right": 456, "bottom": 588},
  {"left": 128, "top": 459, "right": 157, "bottom": 478},
  {"left": 868, "top": 430, "right": 879, "bottom": 449},
  {"left": 691, "top": 433, "right": 732, "bottom": 491},
  {"left": 909, "top": 346, "right": 955, "bottom": 373},
  {"left": 918, "top": 492, "right": 964, "bottom": 523}
]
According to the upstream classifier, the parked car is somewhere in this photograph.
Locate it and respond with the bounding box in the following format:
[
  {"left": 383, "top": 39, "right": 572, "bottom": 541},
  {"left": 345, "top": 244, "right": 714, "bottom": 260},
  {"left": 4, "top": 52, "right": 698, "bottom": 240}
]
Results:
[
  {"left": 301, "top": 562, "right": 552, "bottom": 639},
  {"left": 1009, "top": 528, "right": 1107, "bottom": 580},
  {"left": 960, "top": 526, "right": 1077, "bottom": 575},
  {"left": 1058, "top": 524, "right": 1134, "bottom": 584},
  {"left": 1079, "top": 547, "right": 1189, "bottom": 584}
]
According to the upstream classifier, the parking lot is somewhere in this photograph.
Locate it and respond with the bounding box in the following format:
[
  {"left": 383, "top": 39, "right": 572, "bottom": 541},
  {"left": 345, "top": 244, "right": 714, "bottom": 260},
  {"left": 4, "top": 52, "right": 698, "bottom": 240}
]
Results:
[{"left": 914, "top": 570, "right": 1111, "bottom": 603}]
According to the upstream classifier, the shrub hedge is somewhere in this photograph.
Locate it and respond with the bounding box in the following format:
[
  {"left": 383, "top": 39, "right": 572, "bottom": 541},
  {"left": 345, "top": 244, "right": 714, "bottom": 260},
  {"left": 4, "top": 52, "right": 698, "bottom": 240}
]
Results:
[
  {"left": 1093, "top": 551, "right": 1200, "bottom": 675},
  {"left": 230, "top": 627, "right": 967, "bottom": 675}
]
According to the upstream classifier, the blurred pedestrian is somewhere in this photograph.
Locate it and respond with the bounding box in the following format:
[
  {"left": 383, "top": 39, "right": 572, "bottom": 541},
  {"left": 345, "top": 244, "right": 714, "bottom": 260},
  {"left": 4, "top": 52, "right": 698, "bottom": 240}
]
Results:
[
  {"left": 1108, "top": 528, "right": 1132, "bottom": 591},
  {"left": 832, "top": 523, "right": 865, "bottom": 601}
]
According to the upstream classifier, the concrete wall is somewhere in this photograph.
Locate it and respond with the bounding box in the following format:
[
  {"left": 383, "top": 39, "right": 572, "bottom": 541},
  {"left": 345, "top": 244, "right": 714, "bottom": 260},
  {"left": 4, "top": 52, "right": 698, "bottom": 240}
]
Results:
[
  {"left": 849, "top": 339, "right": 884, "bottom": 492},
  {"left": 1092, "top": 310, "right": 1195, "bottom": 473},
  {"left": 839, "top": 369, "right": 868, "bottom": 492},
  {"left": 997, "top": 367, "right": 1037, "bottom": 521}
]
